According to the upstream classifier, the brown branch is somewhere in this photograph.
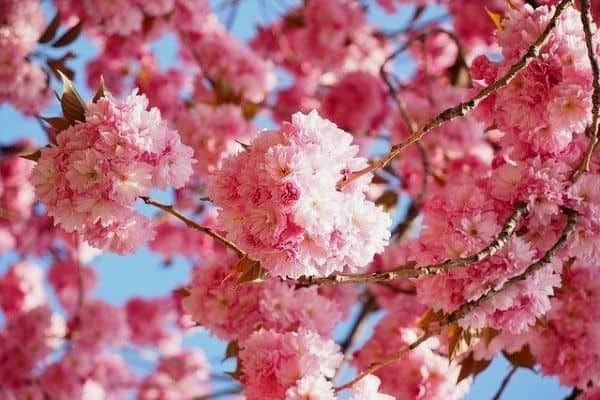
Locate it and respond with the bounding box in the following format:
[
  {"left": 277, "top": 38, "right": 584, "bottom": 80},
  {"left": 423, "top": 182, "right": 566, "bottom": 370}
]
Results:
[
  {"left": 446, "top": 207, "right": 577, "bottom": 325},
  {"left": 337, "top": 0, "right": 574, "bottom": 190},
  {"left": 491, "top": 366, "right": 518, "bottom": 400},
  {"left": 573, "top": 0, "right": 600, "bottom": 179},
  {"left": 564, "top": 388, "right": 583, "bottom": 400},
  {"left": 333, "top": 293, "right": 378, "bottom": 383},
  {"left": 296, "top": 202, "right": 528, "bottom": 286},
  {"left": 335, "top": 207, "right": 577, "bottom": 394},
  {"left": 339, "top": 293, "right": 378, "bottom": 353},
  {"left": 140, "top": 196, "right": 246, "bottom": 258}
]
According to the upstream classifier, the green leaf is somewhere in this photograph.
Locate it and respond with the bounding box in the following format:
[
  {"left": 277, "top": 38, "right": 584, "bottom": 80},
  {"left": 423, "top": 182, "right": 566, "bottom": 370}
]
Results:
[
  {"left": 39, "top": 13, "right": 61, "bottom": 44},
  {"left": 52, "top": 21, "right": 82, "bottom": 47},
  {"left": 57, "top": 70, "right": 86, "bottom": 124}
]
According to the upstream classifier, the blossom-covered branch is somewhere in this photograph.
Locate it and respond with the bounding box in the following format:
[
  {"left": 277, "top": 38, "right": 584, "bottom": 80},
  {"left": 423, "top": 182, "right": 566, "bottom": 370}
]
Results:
[
  {"left": 337, "top": 207, "right": 577, "bottom": 392},
  {"left": 573, "top": 0, "right": 600, "bottom": 178},
  {"left": 296, "top": 202, "right": 528, "bottom": 285},
  {"left": 337, "top": 0, "right": 573, "bottom": 190}
]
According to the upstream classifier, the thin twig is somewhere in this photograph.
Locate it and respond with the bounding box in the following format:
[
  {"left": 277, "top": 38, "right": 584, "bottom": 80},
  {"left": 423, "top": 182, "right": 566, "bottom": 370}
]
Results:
[
  {"left": 381, "top": 53, "right": 429, "bottom": 240},
  {"left": 140, "top": 196, "right": 245, "bottom": 258},
  {"left": 195, "top": 387, "right": 242, "bottom": 400},
  {"left": 334, "top": 330, "right": 435, "bottom": 392},
  {"left": 337, "top": 0, "right": 573, "bottom": 190},
  {"left": 335, "top": 207, "right": 577, "bottom": 393},
  {"left": 573, "top": 0, "right": 600, "bottom": 179},
  {"left": 340, "top": 293, "right": 377, "bottom": 353},
  {"left": 491, "top": 366, "right": 518, "bottom": 400},
  {"left": 180, "top": 33, "right": 217, "bottom": 90},
  {"left": 297, "top": 202, "right": 528, "bottom": 286},
  {"left": 333, "top": 293, "right": 378, "bottom": 383}
]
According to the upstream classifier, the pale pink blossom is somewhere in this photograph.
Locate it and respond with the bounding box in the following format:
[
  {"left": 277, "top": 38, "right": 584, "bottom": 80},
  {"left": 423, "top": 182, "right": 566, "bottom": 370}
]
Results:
[
  {"left": 239, "top": 328, "right": 342, "bottom": 400},
  {"left": 208, "top": 111, "right": 391, "bottom": 278}
]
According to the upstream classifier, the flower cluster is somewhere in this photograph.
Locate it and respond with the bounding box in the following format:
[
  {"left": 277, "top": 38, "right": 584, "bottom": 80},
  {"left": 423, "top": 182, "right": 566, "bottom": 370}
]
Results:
[
  {"left": 126, "top": 296, "right": 178, "bottom": 350},
  {"left": 138, "top": 350, "right": 211, "bottom": 400},
  {"left": 354, "top": 325, "right": 471, "bottom": 400},
  {"left": 48, "top": 259, "right": 97, "bottom": 313},
  {"left": 181, "top": 252, "right": 345, "bottom": 341},
  {"left": 208, "top": 110, "right": 391, "bottom": 278},
  {"left": 528, "top": 262, "right": 600, "bottom": 389},
  {"left": 0, "top": 261, "right": 45, "bottom": 316},
  {"left": 185, "top": 14, "right": 276, "bottom": 103},
  {"left": 321, "top": 71, "right": 388, "bottom": 134},
  {"left": 0, "top": 0, "right": 52, "bottom": 114},
  {"left": 239, "top": 328, "right": 342, "bottom": 399},
  {"left": 30, "top": 89, "right": 194, "bottom": 254},
  {"left": 474, "top": 4, "right": 597, "bottom": 156},
  {"left": 0, "top": 306, "right": 66, "bottom": 391},
  {"left": 174, "top": 103, "right": 251, "bottom": 180}
]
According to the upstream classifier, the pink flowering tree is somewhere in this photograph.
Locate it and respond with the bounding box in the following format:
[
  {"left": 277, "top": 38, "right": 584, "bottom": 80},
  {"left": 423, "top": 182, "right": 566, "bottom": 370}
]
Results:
[{"left": 1, "top": 0, "right": 600, "bottom": 399}]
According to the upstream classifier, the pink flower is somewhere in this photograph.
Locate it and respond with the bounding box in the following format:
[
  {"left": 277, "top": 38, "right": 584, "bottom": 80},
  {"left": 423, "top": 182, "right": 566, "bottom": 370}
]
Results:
[
  {"left": 528, "top": 262, "right": 600, "bottom": 388},
  {"left": 0, "top": 261, "right": 45, "bottom": 316},
  {"left": 321, "top": 71, "right": 388, "bottom": 134},
  {"left": 126, "top": 296, "right": 177, "bottom": 349},
  {"left": 138, "top": 350, "right": 211, "bottom": 400},
  {"left": 48, "top": 259, "right": 97, "bottom": 313},
  {"left": 30, "top": 89, "right": 194, "bottom": 254},
  {"left": 239, "top": 328, "right": 342, "bottom": 400},
  {"left": 183, "top": 14, "right": 276, "bottom": 103},
  {"left": 0, "top": 306, "right": 65, "bottom": 390},
  {"left": 174, "top": 103, "right": 250, "bottom": 180},
  {"left": 354, "top": 321, "right": 471, "bottom": 400},
  {"left": 70, "top": 300, "right": 128, "bottom": 353},
  {"left": 349, "top": 374, "right": 395, "bottom": 400},
  {"left": 208, "top": 111, "right": 391, "bottom": 278},
  {"left": 181, "top": 253, "right": 344, "bottom": 341}
]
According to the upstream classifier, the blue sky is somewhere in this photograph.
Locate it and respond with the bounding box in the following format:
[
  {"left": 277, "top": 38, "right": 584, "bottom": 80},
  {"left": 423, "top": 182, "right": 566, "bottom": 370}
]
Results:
[{"left": 0, "top": 0, "right": 573, "bottom": 398}]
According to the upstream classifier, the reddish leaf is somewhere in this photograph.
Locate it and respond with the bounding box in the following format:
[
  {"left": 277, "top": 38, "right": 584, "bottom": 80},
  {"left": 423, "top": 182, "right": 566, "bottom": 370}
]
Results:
[
  {"left": 58, "top": 71, "right": 86, "bottom": 124},
  {"left": 92, "top": 76, "right": 108, "bottom": 103},
  {"left": 457, "top": 352, "right": 492, "bottom": 383},
  {"left": 375, "top": 190, "right": 399, "bottom": 213},
  {"left": 38, "top": 116, "right": 70, "bottom": 133},
  {"left": 39, "top": 13, "right": 61, "bottom": 44},
  {"left": 503, "top": 345, "right": 536, "bottom": 370},
  {"left": 224, "top": 340, "right": 240, "bottom": 361},
  {"left": 173, "top": 286, "right": 191, "bottom": 298},
  {"left": 47, "top": 58, "right": 75, "bottom": 81},
  {"left": 416, "top": 309, "right": 446, "bottom": 332},
  {"left": 20, "top": 149, "right": 41, "bottom": 162},
  {"left": 52, "top": 21, "right": 82, "bottom": 47}
]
